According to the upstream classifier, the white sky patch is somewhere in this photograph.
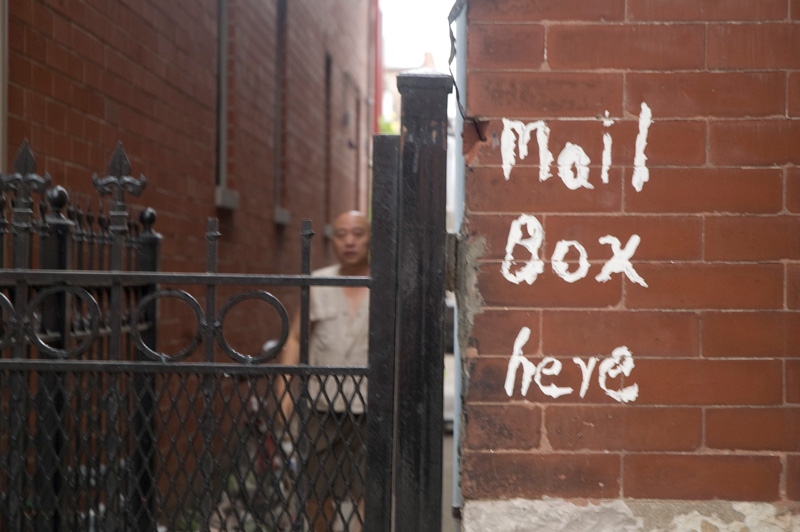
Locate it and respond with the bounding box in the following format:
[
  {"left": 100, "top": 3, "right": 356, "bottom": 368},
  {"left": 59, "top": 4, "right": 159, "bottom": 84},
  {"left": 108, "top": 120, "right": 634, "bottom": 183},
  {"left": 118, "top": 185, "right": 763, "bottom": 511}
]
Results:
[{"left": 380, "top": 0, "right": 453, "bottom": 71}]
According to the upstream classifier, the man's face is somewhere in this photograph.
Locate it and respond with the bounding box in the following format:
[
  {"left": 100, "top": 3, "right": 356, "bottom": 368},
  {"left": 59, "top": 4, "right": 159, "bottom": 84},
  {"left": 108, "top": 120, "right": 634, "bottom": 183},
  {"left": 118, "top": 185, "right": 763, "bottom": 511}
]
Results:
[{"left": 332, "top": 212, "right": 370, "bottom": 268}]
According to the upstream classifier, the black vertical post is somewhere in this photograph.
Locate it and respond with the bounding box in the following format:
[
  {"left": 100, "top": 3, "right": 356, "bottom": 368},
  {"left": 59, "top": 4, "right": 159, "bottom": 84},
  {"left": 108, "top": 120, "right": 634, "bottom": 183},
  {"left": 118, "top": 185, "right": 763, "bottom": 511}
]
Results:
[
  {"left": 201, "top": 217, "right": 220, "bottom": 529},
  {"left": 393, "top": 71, "right": 452, "bottom": 532},
  {"left": 35, "top": 186, "right": 73, "bottom": 532},
  {"left": 132, "top": 207, "right": 160, "bottom": 532},
  {"left": 3, "top": 140, "right": 50, "bottom": 531},
  {"left": 364, "top": 135, "right": 400, "bottom": 532},
  {"left": 93, "top": 142, "right": 145, "bottom": 532}
]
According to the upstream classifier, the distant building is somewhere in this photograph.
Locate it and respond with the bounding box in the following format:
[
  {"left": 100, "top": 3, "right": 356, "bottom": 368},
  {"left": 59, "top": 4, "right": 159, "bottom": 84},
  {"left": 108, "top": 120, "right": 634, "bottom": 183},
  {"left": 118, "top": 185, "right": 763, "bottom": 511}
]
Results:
[{"left": 1, "top": 0, "right": 381, "bottom": 354}]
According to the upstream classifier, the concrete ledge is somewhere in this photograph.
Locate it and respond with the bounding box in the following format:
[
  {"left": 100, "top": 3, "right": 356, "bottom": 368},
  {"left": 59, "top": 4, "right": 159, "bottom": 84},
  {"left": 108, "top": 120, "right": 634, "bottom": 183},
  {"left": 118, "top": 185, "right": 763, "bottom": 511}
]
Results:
[{"left": 462, "top": 499, "right": 800, "bottom": 532}]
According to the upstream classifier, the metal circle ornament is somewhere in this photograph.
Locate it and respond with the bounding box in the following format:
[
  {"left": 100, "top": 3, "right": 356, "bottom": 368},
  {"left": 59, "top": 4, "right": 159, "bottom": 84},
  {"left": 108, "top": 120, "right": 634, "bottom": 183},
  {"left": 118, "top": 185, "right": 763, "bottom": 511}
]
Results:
[
  {"left": 25, "top": 286, "right": 100, "bottom": 359},
  {"left": 131, "top": 289, "right": 205, "bottom": 363},
  {"left": 0, "top": 292, "right": 18, "bottom": 350},
  {"left": 215, "top": 290, "right": 289, "bottom": 364}
]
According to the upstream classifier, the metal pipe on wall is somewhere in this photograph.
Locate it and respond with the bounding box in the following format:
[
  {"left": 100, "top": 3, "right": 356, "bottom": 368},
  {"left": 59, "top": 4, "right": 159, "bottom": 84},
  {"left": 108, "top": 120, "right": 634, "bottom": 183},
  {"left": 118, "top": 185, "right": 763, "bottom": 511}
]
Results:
[{"left": 1, "top": 0, "right": 8, "bottom": 172}]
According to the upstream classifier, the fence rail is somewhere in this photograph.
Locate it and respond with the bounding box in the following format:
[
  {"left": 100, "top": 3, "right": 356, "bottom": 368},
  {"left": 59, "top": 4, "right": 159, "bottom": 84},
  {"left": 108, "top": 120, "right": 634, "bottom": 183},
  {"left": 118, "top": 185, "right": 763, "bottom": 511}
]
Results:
[{"left": 0, "top": 139, "right": 373, "bottom": 532}]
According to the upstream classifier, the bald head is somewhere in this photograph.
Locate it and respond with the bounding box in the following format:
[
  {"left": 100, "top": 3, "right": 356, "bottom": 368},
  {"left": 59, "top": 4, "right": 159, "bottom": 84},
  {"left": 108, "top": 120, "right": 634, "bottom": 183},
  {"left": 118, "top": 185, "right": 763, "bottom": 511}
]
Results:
[{"left": 332, "top": 211, "right": 370, "bottom": 273}]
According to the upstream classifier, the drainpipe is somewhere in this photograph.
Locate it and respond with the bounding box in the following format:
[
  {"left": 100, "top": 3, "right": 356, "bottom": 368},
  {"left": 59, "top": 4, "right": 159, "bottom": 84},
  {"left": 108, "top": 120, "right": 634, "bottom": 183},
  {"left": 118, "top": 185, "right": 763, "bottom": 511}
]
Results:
[
  {"left": 273, "top": 0, "right": 290, "bottom": 225},
  {"left": 1, "top": 0, "right": 8, "bottom": 172},
  {"left": 215, "top": 0, "right": 239, "bottom": 210},
  {"left": 450, "top": 0, "right": 468, "bottom": 524}
]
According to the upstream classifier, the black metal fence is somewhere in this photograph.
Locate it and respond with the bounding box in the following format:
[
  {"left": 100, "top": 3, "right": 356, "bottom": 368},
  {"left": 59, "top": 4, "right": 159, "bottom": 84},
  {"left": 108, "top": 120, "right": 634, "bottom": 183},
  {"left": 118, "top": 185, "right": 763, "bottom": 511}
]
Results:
[
  {"left": 0, "top": 141, "right": 375, "bottom": 532},
  {"left": 0, "top": 71, "right": 453, "bottom": 532}
]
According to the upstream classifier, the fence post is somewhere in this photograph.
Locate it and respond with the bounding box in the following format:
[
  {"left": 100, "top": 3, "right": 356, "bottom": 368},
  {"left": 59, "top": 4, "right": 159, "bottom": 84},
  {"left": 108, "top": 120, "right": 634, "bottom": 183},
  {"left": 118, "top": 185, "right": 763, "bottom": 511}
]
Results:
[
  {"left": 131, "top": 207, "right": 160, "bottom": 532},
  {"left": 364, "top": 135, "right": 400, "bottom": 532},
  {"left": 1, "top": 140, "right": 50, "bottom": 530},
  {"left": 34, "top": 185, "right": 74, "bottom": 531},
  {"left": 393, "top": 70, "right": 453, "bottom": 532}
]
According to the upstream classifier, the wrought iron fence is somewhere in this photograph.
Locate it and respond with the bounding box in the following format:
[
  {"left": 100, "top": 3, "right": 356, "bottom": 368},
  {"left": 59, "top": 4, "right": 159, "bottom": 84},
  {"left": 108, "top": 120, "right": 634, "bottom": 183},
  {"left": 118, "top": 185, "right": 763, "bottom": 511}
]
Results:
[{"left": 0, "top": 140, "right": 371, "bottom": 532}]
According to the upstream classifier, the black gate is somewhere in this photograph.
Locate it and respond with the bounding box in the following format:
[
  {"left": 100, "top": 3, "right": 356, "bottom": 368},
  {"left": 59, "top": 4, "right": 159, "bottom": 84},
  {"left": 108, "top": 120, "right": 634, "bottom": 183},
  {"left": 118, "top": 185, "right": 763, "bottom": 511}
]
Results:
[{"left": 0, "top": 72, "right": 452, "bottom": 532}]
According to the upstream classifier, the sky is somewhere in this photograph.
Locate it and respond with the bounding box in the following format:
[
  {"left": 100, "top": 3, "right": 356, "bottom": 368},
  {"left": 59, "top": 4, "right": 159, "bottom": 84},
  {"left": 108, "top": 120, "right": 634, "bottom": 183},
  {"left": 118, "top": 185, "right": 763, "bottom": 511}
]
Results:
[{"left": 379, "top": 0, "right": 455, "bottom": 72}]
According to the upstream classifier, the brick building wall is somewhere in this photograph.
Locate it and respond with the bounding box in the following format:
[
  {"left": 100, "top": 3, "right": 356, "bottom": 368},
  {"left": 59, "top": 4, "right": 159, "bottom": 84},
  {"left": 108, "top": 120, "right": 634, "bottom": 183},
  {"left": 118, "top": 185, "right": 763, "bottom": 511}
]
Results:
[
  {"left": 6, "top": 0, "right": 373, "bottom": 356},
  {"left": 457, "top": 0, "right": 800, "bottom": 528}
]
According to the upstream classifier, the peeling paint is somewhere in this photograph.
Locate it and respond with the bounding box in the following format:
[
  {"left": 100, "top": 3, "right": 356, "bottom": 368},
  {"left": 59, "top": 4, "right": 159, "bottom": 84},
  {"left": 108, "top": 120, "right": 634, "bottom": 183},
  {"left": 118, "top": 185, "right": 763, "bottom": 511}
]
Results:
[{"left": 455, "top": 223, "right": 485, "bottom": 356}]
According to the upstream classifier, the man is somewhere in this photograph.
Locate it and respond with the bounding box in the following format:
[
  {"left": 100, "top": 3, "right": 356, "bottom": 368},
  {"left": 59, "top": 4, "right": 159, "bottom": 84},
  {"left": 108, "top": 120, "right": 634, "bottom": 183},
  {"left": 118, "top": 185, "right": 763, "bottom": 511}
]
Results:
[{"left": 279, "top": 210, "right": 370, "bottom": 532}]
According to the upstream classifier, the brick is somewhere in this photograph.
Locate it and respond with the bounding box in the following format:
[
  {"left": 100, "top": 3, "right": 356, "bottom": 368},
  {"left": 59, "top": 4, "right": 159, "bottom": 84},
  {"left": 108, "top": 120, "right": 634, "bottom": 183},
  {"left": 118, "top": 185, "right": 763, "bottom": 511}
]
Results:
[
  {"left": 626, "top": 73, "right": 785, "bottom": 119},
  {"left": 705, "top": 216, "right": 800, "bottom": 261},
  {"left": 467, "top": 214, "right": 535, "bottom": 261},
  {"left": 631, "top": 359, "right": 783, "bottom": 406},
  {"left": 612, "top": 120, "right": 706, "bottom": 167},
  {"left": 625, "top": 168, "right": 783, "bottom": 214},
  {"left": 543, "top": 215, "right": 702, "bottom": 261},
  {"left": 546, "top": 406, "right": 701, "bottom": 451},
  {"left": 9, "top": 52, "right": 32, "bottom": 88},
  {"left": 624, "top": 454, "right": 781, "bottom": 500},
  {"left": 467, "top": 24, "right": 544, "bottom": 70},
  {"left": 8, "top": 16, "right": 25, "bottom": 52},
  {"left": 479, "top": 263, "right": 623, "bottom": 308},
  {"left": 461, "top": 118, "right": 705, "bottom": 169},
  {"left": 629, "top": 0, "right": 788, "bottom": 21},
  {"left": 790, "top": 74, "right": 800, "bottom": 117},
  {"left": 46, "top": 100, "right": 67, "bottom": 130},
  {"left": 548, "top": 25, "right": 705, "bottom": 70},
  {"left": 9, "top": 0, "right": 33, "bottom": 24},
  {"left": 52, "top": 13, "right": 72, "bottom": 45},
  {"left": 790, "top": 361, "right": 800, "bottom": 404},
  {"left": 467, "top": 357, "right": 618, "bottom": 405},
  {"left": 72, "top": 27, "right": 105, "bottom": 65},
  {"left": 627, "top": 264, "right": 784, "bottom": 310},
  {"left": 45, "top": 40, "right": 72, "bottom": 72},
  {"left": 33, "top": 3, "right": 53, "bottom": 36},
  {"left": 708, "top": 23, "right": 800, "bottom": 69},
  {"left": 471, "top": 309, "right": 540, "bottom": 355},
  {"left": 463, "top": 404, "right": 541, "bottom": 451},
  {"left": 24, "top": 91, "right": 48, "bottom": 125},
  {"left": 25, "top": 26, "right": 46, "bottom": 63},
  {"left": 790, "top": 455, "right": 800, "bottom": 501},
  {"left": 462, "top": 452, "right": 620, "bottom": 499},
  {"left": 467, "top": 0, "right": 625, "bottom": 22},
  {"left": 467, "top": 72, "right": 623, "bottom": 118},
  {"left": 542, "top": 311, "right": 699, "bottom": 358},
  {"left": 707, "top": 408, "right": 800, "bottom": 452},
  {"left": 7, "top": 85, "right": 23, "bottom": 119},
  {"left": 790, "top": 265, "right": 800, "bottom": 310},
  {"left": 30, "top": 62, "right": 54, "bottom": 97},
  {"left": 710, "top": 120, "right": 800, "bottom": 166},
  {"left": 466, "top": 214, "right": 701, "bottom": 262},
  {"left": 703, "top": 312, "right": 800, "bottom": 358},
  {"left": 466, "top": 166, "right": 623, "bottom": 214}
]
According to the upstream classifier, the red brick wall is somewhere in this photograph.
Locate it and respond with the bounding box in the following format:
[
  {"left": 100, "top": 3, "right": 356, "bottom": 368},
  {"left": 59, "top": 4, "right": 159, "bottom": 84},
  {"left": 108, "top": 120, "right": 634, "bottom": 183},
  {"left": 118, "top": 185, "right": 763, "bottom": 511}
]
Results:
[
  {"left": 461, "top": 0, "right": 799, "bottom": 503},
  {"left": 7, "top": 0, "right": 372, "bottom": 355}
]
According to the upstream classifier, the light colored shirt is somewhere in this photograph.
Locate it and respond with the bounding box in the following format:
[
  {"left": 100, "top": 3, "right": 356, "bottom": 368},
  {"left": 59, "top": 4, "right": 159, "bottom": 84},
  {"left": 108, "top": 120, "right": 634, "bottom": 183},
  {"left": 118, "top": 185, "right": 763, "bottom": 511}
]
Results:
[{"left": 308, "top": 264, "right": 369, "bottom": 413}]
